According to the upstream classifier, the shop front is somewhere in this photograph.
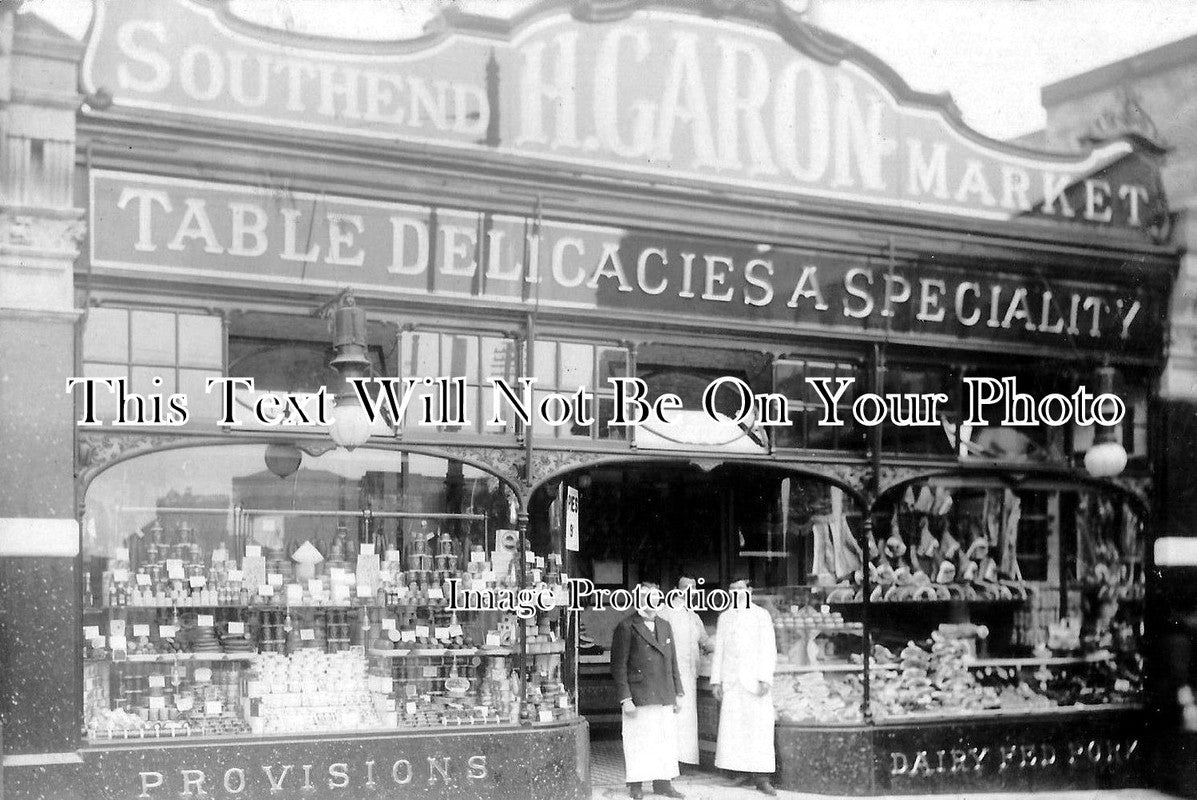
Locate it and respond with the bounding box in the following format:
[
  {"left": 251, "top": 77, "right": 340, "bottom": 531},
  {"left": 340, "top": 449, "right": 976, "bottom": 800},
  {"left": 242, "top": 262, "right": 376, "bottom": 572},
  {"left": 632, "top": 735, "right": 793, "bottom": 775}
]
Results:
[{"left": 0, "top": 1, "right": 1179, "bottom": 799}]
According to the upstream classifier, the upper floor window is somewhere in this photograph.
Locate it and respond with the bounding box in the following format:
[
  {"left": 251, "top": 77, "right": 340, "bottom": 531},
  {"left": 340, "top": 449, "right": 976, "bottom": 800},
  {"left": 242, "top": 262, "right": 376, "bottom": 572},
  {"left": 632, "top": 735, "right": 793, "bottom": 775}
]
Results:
[{"left": 81, "top": 307, "right": 224, "bottom": 422}]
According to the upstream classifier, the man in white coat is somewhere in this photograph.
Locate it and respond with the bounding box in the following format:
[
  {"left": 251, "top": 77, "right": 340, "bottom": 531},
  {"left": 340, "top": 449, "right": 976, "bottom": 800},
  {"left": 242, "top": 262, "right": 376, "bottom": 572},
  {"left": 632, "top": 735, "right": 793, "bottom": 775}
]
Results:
[
  {"left": 658, "top": 573, "right": 711, "bottom": 768},
  {"left": 710, "top": 579, "right": 777, "bottom": 796}
]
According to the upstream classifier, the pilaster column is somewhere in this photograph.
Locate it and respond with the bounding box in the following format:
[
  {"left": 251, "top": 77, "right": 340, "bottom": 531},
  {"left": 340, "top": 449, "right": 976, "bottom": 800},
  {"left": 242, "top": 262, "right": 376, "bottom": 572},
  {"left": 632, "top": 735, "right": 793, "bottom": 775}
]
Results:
[{"left": 0, "top": 11, "right": 86, "bottom": 799}]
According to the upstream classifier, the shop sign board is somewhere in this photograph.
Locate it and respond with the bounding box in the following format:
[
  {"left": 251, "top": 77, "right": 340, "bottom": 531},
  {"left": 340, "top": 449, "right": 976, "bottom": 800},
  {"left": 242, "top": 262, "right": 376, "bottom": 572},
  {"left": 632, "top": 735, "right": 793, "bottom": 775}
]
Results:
[
  {"left": 81, "top": 0, "right": 1167, "bottom": 235},
  {"left": 88, "top": 170, "right": 1166, "bottom": 357},
  {"left": 565, "top": 486, "right": 579, "bottom": 552}
]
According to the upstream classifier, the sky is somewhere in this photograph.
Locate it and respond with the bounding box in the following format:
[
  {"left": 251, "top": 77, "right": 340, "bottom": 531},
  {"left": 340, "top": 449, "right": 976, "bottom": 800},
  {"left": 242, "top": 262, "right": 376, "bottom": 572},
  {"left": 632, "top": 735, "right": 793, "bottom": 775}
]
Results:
[{"left": 18, "top": 0, "right": 1197, "bottom": 140}]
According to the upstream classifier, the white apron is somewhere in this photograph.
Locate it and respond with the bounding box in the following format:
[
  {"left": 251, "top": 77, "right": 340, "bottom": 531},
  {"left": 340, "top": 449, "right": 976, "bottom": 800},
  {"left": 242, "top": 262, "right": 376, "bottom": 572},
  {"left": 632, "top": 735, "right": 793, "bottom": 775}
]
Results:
[
  {"left": 622, "top": 704, "right": 680, "bottom": 783},
  {"left": 711, "top": 604, "right": 777, "bottom": 773},
  {"left": 658, "top": 604, "right": 704, "bottom": 764}
]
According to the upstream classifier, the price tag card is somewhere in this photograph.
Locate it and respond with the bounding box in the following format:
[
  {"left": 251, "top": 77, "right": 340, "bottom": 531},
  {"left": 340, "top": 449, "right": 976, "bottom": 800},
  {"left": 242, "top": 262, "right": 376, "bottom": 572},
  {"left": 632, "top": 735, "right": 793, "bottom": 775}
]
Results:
[
  {"left": 212, "top": 546, "right": 229, "bottom": 564},
  {"left": 308, "top": 579, "right": 324, "bottom": 596},
  {"left": 470, "top": 551, "right": 486, "bottom": 563},
  {"left": 90, "top": 636, "right": 107, "bottom": 649},
  {"left": 135, "top": 573, "right": 151, "bottom": 586},
  {"left": 268, "top": 573, "right": 284, "bottom": 587},
  {"left": 245, "top": 544, "right": 262, "bottom": 558},
  {"left": 356, "top": 553, "right": 380, "bottom": 594},
  {"left": 148, "top": 675, "right": 166, "bottom": 689},
  {"left": 557, "top": 695, "right": 569, "bottom": 709},
  {"left": 241, "top": 555, "right": 266, "bottom": 588},
  {"left": 448, "top": 624, "right": 463, "bottom": 637},
  {"left": 535, "top": 556, "right": 545, "bottom": 569},
  {"left": 227, "top": 622, "right": 245, "bottom": 635},
  {"left": 434, "top": 627, "right": 450, "bottom": 641},
  {"left": 159, "top": 625, "right": 177, "bottom": 639},
  {"left": 394, "top": 585, "right": 408, "bottom": 597},
  {"left": 111, "top": 568, "right": 129, "bottom": 583},
  {"left": 148, "top": 696, "right": 166, "bottom": 710},
  {"left": 415, "top": 626, "right": 430, "bottom": 638},
  {"left": 538, "top": 709, "right": 554, "bottom": 723},
  {"left": 422, "top": 665, "right": 438, "bottom": 678},
  {"left": 227, "top": 569, "right": 244, "bottom": 583},
  {"left": 83, "top": 625, "right": 100, "bottom": 640},
  {"left": 525, "top": 550, "right": 536, "bottom": 563},
  {"left": 197, "top": 614, "right": 214, "bottom": 627},
  {"left": 286, "top": 584, "right": 304, "bottom": 605},
  {"left": 400, "top": 630, "right": 416, "bottom": 643},
  {"left": 204, "top": 700, "right": 222, "bottom": 715},
  {"left": 356, "top": 584, "right": 373, "bottom": 598},
  {"left": 166, "top": 560, "right": 185, "bottom": 579},
  {"left": 108, "top": 635, "right": 128, "bottom": 651},
  {"left": 381, "top": 618, "right": 397, "bottom": 631},
  {"left": 189, "top": 576, "right": 206, "bottom": 589},
  {"left": 258, "top": 584, "right": 274, "bottom": 596},
  {"left": 329, "top": 567, "right": 346, "bottom": 580},
  {"left": 109, "top": 620, "right": 127, "bottom": 637},
  {"left": 382, "top": 698, "right": 397, "bottom": 712},
  {"left": 485, "top": 633, "right": 502, "bottom": 648},
  {"left": 175, "top": 696, "right": 194, "bottom": 712},
  {"left": 427, "top": 587, "right": 444, "bottom": 600},
  {"left": 405, "top": 701, "right": 418, "bottom": 715},
  {"left": 300, "top": 629, "right": 315, "bottom": 641},
  {"left": 115, "top": 547, "right": 131, "bottom": 562},
  {"left": 132, "top": 624, "right": 151, "bottom": 638}
]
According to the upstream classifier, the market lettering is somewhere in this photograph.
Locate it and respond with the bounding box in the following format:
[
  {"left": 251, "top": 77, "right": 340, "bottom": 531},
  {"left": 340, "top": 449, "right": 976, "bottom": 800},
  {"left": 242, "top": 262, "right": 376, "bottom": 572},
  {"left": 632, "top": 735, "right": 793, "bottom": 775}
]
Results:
[
  {"left": 92, "top": 173, "right": 1159, "bottom": 354},
  {"left": 86, "top": 4, "right": 1165, "bottom": 230},
  {"left": 137, "top": 755, "right": 488, "bottom": 797},
  {"left": 889, "top": 737, "right": 1138, "bottom": 779}
]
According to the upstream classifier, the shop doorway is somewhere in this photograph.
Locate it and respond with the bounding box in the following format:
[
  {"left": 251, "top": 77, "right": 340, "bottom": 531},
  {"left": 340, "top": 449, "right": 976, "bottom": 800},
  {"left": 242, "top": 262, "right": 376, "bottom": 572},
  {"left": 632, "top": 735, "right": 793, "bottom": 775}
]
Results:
[{"left": 527, "top": 460, "right": 863, "bottom": 732}]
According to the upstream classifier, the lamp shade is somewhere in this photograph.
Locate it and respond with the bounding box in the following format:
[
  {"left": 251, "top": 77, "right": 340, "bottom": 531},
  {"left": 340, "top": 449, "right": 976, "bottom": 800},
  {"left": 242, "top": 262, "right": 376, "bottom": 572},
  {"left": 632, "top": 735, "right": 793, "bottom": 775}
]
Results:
[
  {"left": 1084, "top": 441, "right": 1128, "bottom": 478},
  {"left": 264, "top": 444, "right": 303, "bottom": 479},
  {"left": 330, "top": 400, "right": 372, "bottom": 450}
]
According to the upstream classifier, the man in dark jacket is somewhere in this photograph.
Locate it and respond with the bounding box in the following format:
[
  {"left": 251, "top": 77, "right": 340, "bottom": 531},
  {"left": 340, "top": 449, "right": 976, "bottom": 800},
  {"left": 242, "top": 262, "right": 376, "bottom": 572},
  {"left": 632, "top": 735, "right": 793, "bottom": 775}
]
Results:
[{"left": 610, "top": 582, "right": 685, "bottom": 799}]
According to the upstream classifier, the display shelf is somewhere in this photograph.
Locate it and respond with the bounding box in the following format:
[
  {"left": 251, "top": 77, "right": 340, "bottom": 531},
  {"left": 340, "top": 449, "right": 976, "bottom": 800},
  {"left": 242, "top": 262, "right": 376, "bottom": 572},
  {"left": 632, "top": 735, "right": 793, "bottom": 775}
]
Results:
[
  {"left": 965, "top": 651, "right": 1114, "bottom": 669},
  {"left": 872, "top": 701, "right": 1144, "bottom": 725},
  {"left": 85, "top": 653, "right": 259, "bottom": 663},
  {"left": 828, "top": 599, "right": 1026, "bottom": 610},
  {"left": 775, "top": 661, "right": 899, "bottom": 674}
]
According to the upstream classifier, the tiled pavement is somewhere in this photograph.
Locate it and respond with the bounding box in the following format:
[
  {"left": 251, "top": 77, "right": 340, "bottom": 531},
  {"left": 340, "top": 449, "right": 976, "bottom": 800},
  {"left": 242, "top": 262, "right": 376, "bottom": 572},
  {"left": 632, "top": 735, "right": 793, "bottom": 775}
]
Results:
[{"left": 588, "top": 737, "right": 1184, "bottom": 800}]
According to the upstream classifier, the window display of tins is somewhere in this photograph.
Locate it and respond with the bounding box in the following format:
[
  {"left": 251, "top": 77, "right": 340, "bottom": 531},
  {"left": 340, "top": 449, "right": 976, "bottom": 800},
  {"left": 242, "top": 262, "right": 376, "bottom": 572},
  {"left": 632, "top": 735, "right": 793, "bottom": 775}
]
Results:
[{"left": 81, "top": 444, "right": 578, "bottom": 743}]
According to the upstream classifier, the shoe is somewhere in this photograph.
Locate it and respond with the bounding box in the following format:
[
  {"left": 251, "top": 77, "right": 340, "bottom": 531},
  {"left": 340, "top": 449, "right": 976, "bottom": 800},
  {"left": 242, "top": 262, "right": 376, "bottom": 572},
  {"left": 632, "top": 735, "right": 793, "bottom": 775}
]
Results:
[
  {"left": 652, "top": 780, "right": 685, "bottom": 798},
  {"left": 754, "top": 778, "right": 777, "bottom": 796},
  {"left": 628, "top": 783, "right": 644, "bottom": 799}
]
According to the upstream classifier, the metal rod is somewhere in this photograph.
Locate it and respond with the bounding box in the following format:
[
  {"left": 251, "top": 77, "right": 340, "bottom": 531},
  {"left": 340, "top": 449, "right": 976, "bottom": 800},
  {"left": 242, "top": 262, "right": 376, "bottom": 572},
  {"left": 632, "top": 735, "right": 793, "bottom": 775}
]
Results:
[{"left": 239, "top": 509, "right": 488, "bottom": 521}]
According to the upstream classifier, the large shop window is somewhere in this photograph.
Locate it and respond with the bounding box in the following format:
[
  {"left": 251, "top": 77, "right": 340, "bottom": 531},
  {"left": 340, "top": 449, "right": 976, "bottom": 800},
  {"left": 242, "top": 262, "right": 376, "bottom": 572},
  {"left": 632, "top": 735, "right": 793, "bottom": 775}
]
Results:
[
  {"left": 82, "top": 307, "right": 224, "bottom": 422},
  {"left": 761, "top": 478, "right": 1144, "bottom": 727},
  {"left": 82, "top": 444, "right": 574, "bottom": 742}
]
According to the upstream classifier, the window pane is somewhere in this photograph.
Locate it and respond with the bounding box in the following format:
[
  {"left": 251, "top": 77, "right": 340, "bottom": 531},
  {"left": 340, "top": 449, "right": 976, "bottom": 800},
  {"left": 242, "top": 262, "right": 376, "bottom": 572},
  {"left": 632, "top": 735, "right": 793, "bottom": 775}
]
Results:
[
  {"left": 83, "top": 307, "right": 128, "bottom": 363},
  {"left": 596, "top": 347, "right": 627, "bottom": 388},
  {"left": 180, "top": 368, "right": 222, "bottom": 423},
  {"left": 130, "top": 311, "right": 176, "bottom": 365},
  {"left": 401, "top": 331, "right": 440, "bottom": 379},
  {"left": 131, "top": 366, "right": 175, "bottom": 398},
  {"left": 82, "top": 362, "right": 128, "bottom": 422},
  {"left": 558, "top": 343, "right": 593, "bottom": 391},
  {"left": 774, "top": 360, "right": 805, "bottom": 398},
  {"left": 178, "top": 315, "right": 223, "bottom": 369},
  {"left": 441, "top": 334, "right": 478, "bottom": 382},
  {"left": 534, "top": 341, "right": 557, "bottom": 388},
  {"left": 479, "top": 336, "right": 519, "bottom": 386}
]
